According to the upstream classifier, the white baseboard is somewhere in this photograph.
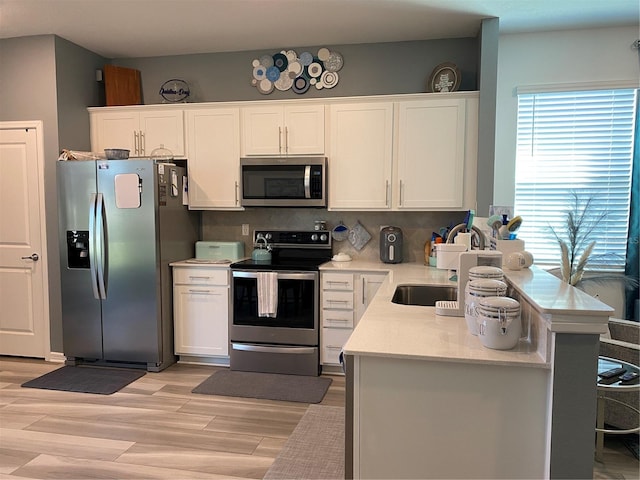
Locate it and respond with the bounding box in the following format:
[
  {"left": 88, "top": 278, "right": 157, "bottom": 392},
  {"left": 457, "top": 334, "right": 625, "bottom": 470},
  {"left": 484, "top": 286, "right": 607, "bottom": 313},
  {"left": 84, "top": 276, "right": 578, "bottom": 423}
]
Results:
[{"left": 46, "top": 351, "right": 66, "bottom": 363}]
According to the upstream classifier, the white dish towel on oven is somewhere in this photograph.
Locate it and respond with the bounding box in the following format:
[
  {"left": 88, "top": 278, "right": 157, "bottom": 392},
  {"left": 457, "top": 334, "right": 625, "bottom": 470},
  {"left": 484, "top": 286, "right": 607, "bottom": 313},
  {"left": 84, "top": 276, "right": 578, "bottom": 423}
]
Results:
[{"left": 257, "top": 272, "right": 278, "bottom": 317}]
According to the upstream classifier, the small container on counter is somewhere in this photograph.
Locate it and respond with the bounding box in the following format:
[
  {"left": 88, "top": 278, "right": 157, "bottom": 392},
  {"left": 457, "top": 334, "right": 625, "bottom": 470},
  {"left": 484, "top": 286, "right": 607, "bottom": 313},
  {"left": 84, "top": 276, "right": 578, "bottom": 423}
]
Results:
[
  {"left": 476, "top": 296, "right": 522, "bottom": 350},
  {"left": 464, "top": 279, "right": 508, "bottom": 335}
]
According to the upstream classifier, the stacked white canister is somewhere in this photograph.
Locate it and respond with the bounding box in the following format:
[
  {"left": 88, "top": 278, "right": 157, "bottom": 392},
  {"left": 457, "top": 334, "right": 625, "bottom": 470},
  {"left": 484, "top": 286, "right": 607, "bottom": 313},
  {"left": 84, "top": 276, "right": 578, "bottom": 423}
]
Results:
[{"left": 463, "top": 266, "right": 522, "bottom": 350}]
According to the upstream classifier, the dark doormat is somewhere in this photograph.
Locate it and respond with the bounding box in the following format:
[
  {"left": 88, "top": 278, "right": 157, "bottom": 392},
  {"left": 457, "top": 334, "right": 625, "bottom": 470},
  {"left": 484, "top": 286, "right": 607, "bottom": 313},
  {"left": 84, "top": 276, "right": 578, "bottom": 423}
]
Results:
[
  {"left": 192, "top": 370, "right": 332, "bottom": 403},
  {"left": 21, "top": 365, "right": 146, "bottom": 395}
]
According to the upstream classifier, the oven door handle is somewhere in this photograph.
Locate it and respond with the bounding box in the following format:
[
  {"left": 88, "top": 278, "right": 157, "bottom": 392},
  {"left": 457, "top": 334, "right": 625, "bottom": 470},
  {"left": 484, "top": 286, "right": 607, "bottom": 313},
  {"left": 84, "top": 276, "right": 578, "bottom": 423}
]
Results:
[
  {"left": 231, "top": 343, "right": 316, "bottom": 355},
  {"left": 232, "top": 270, "right": 317, "bottom": 281}
]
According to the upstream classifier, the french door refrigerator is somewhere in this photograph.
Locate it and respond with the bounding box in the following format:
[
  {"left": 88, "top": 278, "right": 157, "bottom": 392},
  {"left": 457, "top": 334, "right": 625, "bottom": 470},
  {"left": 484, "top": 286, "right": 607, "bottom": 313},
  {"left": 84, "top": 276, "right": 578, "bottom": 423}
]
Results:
[{"left": 58, "top": 158, "right": 199, "bottom": 371}]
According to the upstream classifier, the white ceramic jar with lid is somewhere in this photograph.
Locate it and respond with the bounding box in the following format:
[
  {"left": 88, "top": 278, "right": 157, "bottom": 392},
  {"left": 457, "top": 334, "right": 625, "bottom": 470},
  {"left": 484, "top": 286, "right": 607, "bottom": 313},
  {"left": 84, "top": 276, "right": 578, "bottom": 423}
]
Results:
[
  {"left": 476, "top": 296, "right": 521, "bottom": 350},
  {"left": 468, "top": 265, "right": 504, "bottom": 281},
  {"left": 464, "top": 279, "right": 508, "bottom": 335}
]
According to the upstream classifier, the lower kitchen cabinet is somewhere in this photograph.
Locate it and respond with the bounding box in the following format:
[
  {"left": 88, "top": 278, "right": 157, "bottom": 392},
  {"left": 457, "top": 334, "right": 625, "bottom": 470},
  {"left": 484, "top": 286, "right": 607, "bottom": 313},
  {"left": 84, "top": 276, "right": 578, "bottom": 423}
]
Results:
[
  {"left": 172, "top": 265, "right": 230, "bottom": 358},
  {"left": 321, "top": 271, "right": 385, "bottom": 366}
]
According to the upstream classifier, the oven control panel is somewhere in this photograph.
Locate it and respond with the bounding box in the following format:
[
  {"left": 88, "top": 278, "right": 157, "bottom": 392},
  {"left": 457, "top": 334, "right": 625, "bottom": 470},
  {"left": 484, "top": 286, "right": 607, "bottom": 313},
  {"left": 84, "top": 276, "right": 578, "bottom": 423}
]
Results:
[{"left": 254, "top": 230, "right": 331, "bottom": 248}]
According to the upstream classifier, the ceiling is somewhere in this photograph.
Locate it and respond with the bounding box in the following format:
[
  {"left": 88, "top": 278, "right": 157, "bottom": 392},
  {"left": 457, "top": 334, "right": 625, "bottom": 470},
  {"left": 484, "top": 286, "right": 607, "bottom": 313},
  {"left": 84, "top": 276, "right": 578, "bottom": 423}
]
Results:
[{"left": 0, "top": 0, "right": 638, "bottom": 58}]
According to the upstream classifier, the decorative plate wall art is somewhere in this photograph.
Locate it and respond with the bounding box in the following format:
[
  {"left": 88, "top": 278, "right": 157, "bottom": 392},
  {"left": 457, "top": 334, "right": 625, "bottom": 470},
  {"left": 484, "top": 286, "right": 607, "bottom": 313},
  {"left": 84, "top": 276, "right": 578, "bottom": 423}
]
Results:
[
  {"left": 426, "top": 62, "right": 461, "bottom": 93},
  {"left": 251, "top": 48, "right": 343, "bottom": 95},
  {"left": 159, "top": 79, "right": 190, "bottom": 102}
]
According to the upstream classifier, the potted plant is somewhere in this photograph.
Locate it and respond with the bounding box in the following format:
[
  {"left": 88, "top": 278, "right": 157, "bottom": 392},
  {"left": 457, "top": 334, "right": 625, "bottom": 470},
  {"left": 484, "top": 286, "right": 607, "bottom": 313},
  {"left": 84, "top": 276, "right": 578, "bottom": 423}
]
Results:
[{"left": 549, "top": 191, "right": 637, "bottom": 290}]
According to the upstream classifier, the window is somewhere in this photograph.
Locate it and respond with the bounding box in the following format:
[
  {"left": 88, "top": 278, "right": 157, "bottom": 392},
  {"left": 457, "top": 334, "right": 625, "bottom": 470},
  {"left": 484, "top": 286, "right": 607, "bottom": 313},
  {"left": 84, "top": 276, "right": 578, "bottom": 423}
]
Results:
[{"left": 514, "top": 88, "right": 636, "bottom": 270}]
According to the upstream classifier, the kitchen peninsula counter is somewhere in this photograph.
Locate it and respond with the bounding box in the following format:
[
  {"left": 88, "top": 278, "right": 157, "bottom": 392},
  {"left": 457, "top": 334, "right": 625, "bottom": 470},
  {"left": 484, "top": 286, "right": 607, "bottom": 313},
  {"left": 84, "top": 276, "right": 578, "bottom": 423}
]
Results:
[
  {"left": 321, "top": 260, "right": 611, "bottom": 366},
  {"left": 323, "top": 260, "right": 614, "bottom": 479}
]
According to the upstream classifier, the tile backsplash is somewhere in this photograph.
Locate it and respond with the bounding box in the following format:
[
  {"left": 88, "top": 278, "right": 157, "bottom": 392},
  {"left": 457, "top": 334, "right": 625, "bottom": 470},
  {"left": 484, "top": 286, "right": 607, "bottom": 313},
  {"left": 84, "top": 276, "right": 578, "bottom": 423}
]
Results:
[{"left": 201, "top": 209, "right": 469, "bottom": 263}]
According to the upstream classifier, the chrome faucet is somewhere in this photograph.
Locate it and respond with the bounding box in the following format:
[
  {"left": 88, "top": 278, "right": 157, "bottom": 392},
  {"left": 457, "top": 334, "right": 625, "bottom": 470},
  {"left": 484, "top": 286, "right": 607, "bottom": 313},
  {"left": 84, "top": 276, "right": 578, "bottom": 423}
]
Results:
[{"left": 445, "top": 223, "right": 486, "bottom": 250}]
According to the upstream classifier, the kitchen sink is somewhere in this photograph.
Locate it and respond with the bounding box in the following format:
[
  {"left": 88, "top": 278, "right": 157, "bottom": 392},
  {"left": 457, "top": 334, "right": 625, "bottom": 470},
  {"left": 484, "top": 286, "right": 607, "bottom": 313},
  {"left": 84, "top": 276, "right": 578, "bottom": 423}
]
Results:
[{"left": 391, "top": 284, "right": 457, "bottom": 307}]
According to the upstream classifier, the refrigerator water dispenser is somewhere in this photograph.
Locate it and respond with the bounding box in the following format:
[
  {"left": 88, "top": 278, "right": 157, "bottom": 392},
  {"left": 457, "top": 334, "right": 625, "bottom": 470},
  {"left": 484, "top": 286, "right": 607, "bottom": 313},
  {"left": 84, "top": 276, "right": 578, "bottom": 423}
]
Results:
[{"left": 66, "top": 230, "right": 90, "bottom": 269}]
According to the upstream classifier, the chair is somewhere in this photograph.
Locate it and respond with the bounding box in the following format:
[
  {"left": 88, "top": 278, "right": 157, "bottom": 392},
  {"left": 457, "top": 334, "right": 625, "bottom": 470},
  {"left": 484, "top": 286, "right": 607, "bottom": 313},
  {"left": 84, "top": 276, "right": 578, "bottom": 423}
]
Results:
[{"left": 596, "top": 318, "right": 640, "bottom": 460}]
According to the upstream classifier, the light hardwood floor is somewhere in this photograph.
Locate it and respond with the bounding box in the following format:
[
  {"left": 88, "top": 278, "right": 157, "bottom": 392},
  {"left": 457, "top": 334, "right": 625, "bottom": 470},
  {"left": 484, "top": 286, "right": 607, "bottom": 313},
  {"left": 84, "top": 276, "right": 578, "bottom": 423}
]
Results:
[{"left": 1, "top": 357, "right": 637, "bottom": 479}]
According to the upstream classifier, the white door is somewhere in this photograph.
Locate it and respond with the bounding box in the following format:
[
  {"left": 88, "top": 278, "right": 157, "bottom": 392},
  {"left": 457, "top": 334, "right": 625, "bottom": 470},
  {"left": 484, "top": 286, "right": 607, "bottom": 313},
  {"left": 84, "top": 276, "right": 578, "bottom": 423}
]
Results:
[{"left": 0, "top": 122, "right": 49, "bottom": 357}]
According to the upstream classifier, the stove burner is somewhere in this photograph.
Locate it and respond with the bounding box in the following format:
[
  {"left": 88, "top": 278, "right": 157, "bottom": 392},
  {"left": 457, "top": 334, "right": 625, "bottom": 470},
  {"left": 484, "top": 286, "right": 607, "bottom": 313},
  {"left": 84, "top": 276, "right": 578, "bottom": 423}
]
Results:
[{"left": 231, "top": 229, "right": 333, "bottom": 271}]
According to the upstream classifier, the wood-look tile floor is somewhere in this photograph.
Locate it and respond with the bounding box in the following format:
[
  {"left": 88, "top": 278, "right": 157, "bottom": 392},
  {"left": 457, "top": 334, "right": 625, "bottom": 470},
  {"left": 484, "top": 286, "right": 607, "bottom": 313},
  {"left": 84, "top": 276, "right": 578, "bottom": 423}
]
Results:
[{"left": 1, "top": 357, "right": 638, "bottom": 479}]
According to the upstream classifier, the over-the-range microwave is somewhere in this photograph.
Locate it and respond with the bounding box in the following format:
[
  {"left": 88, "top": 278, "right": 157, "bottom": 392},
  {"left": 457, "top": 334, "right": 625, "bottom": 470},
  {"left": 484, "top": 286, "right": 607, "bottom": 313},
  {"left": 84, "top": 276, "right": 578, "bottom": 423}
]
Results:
[{"left": 240, "top": 157, "right": 326, "bottom": 207}]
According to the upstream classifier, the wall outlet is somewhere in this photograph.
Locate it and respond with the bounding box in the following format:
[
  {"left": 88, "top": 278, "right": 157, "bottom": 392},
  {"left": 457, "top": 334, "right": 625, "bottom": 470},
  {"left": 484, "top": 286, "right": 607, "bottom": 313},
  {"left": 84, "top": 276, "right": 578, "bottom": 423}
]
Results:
[{"left": 242, "top": 224, "right": 249, "bottom": 236}]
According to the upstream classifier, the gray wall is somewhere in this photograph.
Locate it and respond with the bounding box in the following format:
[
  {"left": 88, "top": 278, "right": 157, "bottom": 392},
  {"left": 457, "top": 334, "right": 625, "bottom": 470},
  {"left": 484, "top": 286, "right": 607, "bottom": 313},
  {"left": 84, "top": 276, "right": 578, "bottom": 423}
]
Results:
[
  {"left": 55, "top": 36, "right": 106, "bottom": 150},
  {"left": 476, "top": 18, "right": 499, "bottom": 216},
  {"left": 112, "top": 38, "right": 478, "bottom": 104},
  {"left": 0, "top": 35, "right": 62, "bottom": 353},
  {"left": 0, "top": 35, "right": 106, "bottom": 353}
]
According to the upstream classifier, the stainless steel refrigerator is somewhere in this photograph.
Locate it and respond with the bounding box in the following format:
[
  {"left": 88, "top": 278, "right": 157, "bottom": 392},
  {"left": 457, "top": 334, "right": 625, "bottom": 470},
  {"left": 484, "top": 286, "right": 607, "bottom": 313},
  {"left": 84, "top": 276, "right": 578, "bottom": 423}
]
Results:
[{"left": 57, "top": 158, "right": 199, "bottom": 372}]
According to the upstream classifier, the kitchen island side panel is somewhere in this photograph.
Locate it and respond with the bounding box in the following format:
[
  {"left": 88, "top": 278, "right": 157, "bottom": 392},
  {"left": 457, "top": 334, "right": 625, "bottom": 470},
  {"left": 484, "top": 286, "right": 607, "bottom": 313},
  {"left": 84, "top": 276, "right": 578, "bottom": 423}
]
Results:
[
  {"left": 549, "top": 333, "right": 601, "bottom": 479},
  {"left": 354, "top": 355, "right": 549, "bottom": 479}
]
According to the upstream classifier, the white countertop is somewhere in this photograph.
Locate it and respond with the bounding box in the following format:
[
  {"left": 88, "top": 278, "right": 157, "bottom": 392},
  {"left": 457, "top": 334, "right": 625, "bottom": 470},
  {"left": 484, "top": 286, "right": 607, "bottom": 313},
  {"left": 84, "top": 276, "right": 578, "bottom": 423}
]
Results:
[
  {"left": 322, "top": 260, "right": 613, "bottom": 368},
  {"left": 170, "top": 259, "right": 234, "bottom": 267}
]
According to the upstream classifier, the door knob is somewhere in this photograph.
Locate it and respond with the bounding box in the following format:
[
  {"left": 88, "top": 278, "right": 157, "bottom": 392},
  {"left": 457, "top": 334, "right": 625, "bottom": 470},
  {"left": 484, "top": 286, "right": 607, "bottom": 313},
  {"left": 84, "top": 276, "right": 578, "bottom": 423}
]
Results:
[{"left": 21, "top": 253, "right": 39, "bottom": 261}]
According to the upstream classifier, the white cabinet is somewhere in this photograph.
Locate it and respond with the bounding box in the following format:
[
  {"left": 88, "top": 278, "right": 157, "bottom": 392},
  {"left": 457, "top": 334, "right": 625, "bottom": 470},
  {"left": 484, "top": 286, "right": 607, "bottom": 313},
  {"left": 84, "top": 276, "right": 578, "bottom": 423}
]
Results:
[
  {"left": 172, "top": 266, "right": 230, "bottom": 358},
  {"left": 241, "top": 104, "right": 325, "bottom": 156},
  {"left": 320, "top": 271, "right": 385, "bottom": 365},
  {"left": 185, "top": 107, "right": 241, "bottom": 209},
  {"left": 328, "top": 102, "right": 394, "bottom": 210},
  {"left": 90, "top": 107, "right": 185, "bottom": 157},
  {"left": 395, "top": 98, "right": 467, "bottom": 210},
  {"left": 355, "top": 273, "right": 386, "bottom": 320},
  {"left": 327, "top": 94, "right": 478, "bottom": 211}
]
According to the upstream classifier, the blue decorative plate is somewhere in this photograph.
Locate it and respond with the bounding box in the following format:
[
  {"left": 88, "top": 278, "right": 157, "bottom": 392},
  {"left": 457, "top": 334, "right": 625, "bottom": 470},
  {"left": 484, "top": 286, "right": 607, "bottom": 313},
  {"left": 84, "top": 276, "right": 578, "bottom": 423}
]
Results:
[
  {"left": 266, "top": 66, "right": 281, "bottom": 82},
  {"left": 299, "top": 51, "right": 313, "bottom": 66}
]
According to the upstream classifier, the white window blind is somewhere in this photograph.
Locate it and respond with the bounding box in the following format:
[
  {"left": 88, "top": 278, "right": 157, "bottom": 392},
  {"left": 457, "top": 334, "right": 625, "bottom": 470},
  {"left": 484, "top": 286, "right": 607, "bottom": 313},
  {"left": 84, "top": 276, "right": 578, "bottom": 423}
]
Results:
[{"left": 514, "top": 88, "right": 636, "bottom": 270}]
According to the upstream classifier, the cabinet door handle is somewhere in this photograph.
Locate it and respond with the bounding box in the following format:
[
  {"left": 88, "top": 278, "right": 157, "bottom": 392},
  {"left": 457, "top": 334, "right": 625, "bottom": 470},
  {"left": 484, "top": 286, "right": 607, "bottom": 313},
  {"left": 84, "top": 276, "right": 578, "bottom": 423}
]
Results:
[
  {"left": 385, "top": 180, "right": 390, "bottom": 207},
  {"left": 399, "top": 180, "right": 404, "bottom": 206},
  {"left": 278, "top": 126, "right": 282, "bottom": 154},
  {"left": 188, "top": 276, "right": 211, "bottom": 280},
  {"left": 327, "top": 280, "right": 350, "bottom": 286},
  {"left": 284, "top": 126, "right": 289, "bottom": 154},
  {"left": 326, "top": 318, "right": 349, "bottom": 322},
  {"left": 362, "top": 277, "right": 367, "bottom": 304},
  {"left": 140, "top": 130, "right": 145, "bottom": 155},
  {"left": 134, "top": 131, "right": 139, "bottom": 155},
  {"left": 327, "top": 299, "right": 350, "bottom": 305},
  {"left": 234, "top": 181, "right": 239, "bottom": 205},
  {"left": 188, "top": 289, "right": 217, "bottom": 294},
  {"left": 326, "top": 345, "right": 343, "bottom": 350}
]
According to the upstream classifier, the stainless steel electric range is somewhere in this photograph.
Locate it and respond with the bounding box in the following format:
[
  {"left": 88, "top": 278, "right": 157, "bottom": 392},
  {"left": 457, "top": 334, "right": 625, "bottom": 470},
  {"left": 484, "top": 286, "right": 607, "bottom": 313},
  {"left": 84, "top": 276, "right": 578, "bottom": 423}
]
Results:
[{"left": 229, "top": 230, "right": 332, "bottom": 376}]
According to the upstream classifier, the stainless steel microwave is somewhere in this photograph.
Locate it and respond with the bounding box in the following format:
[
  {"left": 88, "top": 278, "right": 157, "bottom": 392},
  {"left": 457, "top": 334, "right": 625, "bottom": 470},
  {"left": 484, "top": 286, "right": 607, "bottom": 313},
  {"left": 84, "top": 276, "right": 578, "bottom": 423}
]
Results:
[{"left": 240, "top": 157, "right": 326, "bottom": 207}]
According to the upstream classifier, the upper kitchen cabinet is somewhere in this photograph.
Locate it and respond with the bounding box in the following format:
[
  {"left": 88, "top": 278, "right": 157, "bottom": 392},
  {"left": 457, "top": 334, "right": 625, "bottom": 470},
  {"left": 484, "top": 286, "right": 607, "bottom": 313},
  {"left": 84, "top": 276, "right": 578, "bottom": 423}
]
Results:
[
  {"left": 395, "top": 97, "right": 473, "bottom": 210},
  {"left": 241, "top": 103, "right": 325, "bottom": 156},
  {"left": 89, "top": 107, "right": 185, "bottom": 157},
  {"left": 185, "top": 106, "right": 242, "bottom": 210},
  {"left": 327, "top": 93, "right": 478, "bottom": 211},
  {"left": 328, "top": 102, "right": 394, "bottom": 210}
]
